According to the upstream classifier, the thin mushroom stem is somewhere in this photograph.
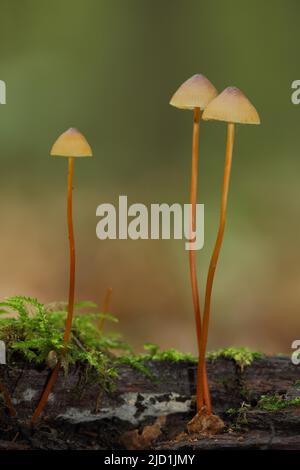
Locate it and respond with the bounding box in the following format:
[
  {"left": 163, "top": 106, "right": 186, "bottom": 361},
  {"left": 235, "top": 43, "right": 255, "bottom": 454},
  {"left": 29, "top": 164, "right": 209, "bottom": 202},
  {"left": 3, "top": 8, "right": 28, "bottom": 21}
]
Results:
[
  {"left": 64, "top": 157, "right": 75, "bottom": 345},
  {"left": 98, "top": 287, "right": 113, "bottom": 331},
  {"left": 198, "top": 122, "right": 235, "bottom": 415},
  {"left": 31, "top": 362, "right": 60, "bottom": 425},
  {"left": 189, "top": 107, "right": 211, "bottom": 412},
  {"left": 31, "top": 157, "right": 76, "bottom": 425},
  {"left": 0, "top": 380, "right": 16, "bottom": 417}
]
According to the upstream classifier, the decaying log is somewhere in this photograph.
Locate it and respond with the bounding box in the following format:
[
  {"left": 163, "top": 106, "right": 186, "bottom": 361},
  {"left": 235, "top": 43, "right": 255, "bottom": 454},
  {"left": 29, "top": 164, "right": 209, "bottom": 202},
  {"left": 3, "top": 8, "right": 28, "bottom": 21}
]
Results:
[{"left": 0, "top": 356, "right": 299, "bottom": 450}]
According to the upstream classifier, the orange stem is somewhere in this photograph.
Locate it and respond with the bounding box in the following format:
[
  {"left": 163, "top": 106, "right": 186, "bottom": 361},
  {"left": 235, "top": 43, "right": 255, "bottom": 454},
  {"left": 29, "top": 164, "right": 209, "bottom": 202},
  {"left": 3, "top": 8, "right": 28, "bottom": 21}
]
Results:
[
  {"left": 0, "top": 380, "right": 16, "bottom": 417},
  {"left": 98, "top": 287, "right": 113, "bottom": 331},
  {"left": 63, "top": 157, "right": 75, "bottom": 345},
  {"left": 189, "top": 107, "right": 211, "bottom": 413},
  {"left": 31, "top": 157, "right": 75, "bottom": 425},
  {"left": 31, "top": 362, "right": 60, "bottom": 425},
  {"left": 198, "top": 123, "right": 235, "bottom": 415}
]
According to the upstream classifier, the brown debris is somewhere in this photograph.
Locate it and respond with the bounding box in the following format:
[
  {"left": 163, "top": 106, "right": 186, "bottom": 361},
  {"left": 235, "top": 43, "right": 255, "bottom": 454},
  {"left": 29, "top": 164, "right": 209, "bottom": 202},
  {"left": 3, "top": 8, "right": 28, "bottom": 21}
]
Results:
[
  {"left": 187, "top": 411, "right": 225, "bottom": 436},
  {"left": 120, "top": 416, "right": 166, "bottom": 450}
]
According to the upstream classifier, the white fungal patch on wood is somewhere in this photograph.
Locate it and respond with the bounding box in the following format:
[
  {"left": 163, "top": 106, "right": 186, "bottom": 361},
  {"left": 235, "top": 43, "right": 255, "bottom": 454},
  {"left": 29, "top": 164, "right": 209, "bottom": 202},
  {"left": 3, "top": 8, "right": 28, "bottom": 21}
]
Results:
[
  {"left": 12, "top": 388, "right": 54, "bottom": 405},
  {"left": 12, "top": 387, "right": 38, "bottom": 405},
  {"left": 58, "top": 392, "right": 191, "bottom": 425},
  {"left": 48, "top": 393, "right": 55, "bottom": 403},
  {"left": 22, "top": 388, "right": 38, "bottom": 401}
]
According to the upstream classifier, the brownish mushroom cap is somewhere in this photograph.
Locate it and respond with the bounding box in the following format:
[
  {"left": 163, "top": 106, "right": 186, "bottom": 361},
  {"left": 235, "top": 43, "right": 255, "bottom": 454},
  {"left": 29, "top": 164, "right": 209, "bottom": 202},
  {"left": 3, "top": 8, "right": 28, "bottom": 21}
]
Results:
[
  {"left": 50, "top": 128, "right": 93, "bottom": 157},
  {"left": 202, "top": 87, "right": 260, "bottom": 125},
  {"left": 170, "top": 74, "right": 218, "bottom": 110}
]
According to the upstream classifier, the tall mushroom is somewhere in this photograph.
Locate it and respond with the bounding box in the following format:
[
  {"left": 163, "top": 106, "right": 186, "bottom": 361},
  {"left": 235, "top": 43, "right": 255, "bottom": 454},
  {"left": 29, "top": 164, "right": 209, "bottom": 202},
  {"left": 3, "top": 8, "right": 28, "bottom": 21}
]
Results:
[
  {"left": 31, "top": 128, "right": 92, "bottom": 424},
  {"left": 50, "top": 128, "right": 93, "bottom": 346},
  {"left": 170, "top": 74, "right": 218, "bottom": 412},
  {"left": 197, "top": 87, "right": 260, "bottom": 416}
]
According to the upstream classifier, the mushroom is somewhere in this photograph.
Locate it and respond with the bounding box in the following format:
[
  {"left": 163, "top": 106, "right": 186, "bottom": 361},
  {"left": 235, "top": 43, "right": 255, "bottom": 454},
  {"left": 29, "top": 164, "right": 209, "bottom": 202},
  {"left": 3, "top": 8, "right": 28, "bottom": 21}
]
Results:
[
  {"left": 170, "top": 75, "right": 218, "bottom": 412},
  {"left": 31, "top": 128, "right": 92, "bottom": 424},
  {"left": 197, "top": 87, "right": 260, "bottom": 415},
  {"left": 50, "top": 128, "right": 93, "bottom": 346}
]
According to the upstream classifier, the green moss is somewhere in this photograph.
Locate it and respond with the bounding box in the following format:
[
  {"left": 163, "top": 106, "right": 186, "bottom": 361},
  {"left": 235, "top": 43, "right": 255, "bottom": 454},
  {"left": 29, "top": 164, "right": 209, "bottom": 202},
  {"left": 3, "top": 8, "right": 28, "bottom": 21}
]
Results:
[
  {"left": 0, "top": 296, "right": 130, "bottom": 392},
  {"left": 117, "top": 343, "right": 196, "bottom": 378},
  {"left": 226, "top": 402, "right": 251, "bottom": 427},
  {"left": 140, "top": 343, "right": 196, "bottom": 362},
  {"left": 0, "top": 296, "right": 269, "bottom": 394},
  {"left": 258, "top": 394, "right": 300, "bottom": 411},
  {"left": 207, "top": 347, "right": 264, "bottom": 370},
  {"left": 122, "top": 345, "right": 265, "bottom": 370},
  {"left": 0, "top": 297, "right": 198, "bottom": 386}
]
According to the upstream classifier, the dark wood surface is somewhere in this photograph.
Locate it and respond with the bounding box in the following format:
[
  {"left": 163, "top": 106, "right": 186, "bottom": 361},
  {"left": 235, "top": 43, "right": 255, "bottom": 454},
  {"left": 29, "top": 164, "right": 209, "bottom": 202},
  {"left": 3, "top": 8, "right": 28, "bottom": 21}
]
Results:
[{"left": 0, "top": 356, "right": 299, "bottom": 449}]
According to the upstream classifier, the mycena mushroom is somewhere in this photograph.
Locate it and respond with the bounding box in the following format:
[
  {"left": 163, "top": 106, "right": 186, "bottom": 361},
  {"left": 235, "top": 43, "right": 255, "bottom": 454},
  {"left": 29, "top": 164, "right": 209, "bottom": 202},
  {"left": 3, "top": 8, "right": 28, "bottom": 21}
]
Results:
[
  {"left": 31, "top": 128, "right": 92, "bottom": 424},
  {"left": 196, "top": 87, "right": 260, "bottom": 422},
  {"left": 170, "top": 74, "right": 217, "bottom": 413},
  {"left": 50, "top": 128, "right": 92, "bottom": 346}
]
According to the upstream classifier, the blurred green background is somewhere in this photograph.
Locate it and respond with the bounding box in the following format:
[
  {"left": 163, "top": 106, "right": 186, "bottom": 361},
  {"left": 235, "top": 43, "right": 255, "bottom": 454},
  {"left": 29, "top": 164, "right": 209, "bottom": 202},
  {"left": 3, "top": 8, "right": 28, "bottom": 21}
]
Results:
[{"left": 0, "top": 0, "right": 299, "bottom": 354}]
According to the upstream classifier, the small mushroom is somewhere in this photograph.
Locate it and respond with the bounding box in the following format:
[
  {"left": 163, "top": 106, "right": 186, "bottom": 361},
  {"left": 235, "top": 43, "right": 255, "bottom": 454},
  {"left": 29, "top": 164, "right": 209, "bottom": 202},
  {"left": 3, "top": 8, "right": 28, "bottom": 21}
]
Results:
[
  {"left": 197, "top": 87, "right": 260, "bottom": 414},
  {"left": 50, "top": 128, "right": 92, "bottom": 347},
  {"left": 170, "top": 75, "right": 217, "bottom": 412},
  {"left": 31, "top": 128, "right": 92, "bottom": 425}
]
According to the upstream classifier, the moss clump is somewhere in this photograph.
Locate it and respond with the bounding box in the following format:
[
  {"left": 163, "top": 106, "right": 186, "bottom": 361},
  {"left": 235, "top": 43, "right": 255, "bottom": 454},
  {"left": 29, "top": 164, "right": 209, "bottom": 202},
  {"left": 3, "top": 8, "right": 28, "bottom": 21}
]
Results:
[
  {"left": 117, "top": 343, "right": 197, "bottom": 378},
  {"left": 0, "top": 296, "right": 130, "bottom": 392},
  {"left": 0, "top": 297, "right": 197, "bottom": 385},
  {"left": 258, "top": 394, "right": 300, "bottom": 412},
  {"left": 226, "top": 402, "right": 251, "bottom": 429},
  {"left": 207, "top": 347, "right": 264, "bottom": 370},
  {"left": 0, "top": 296, "right": 268, "bottom": 392},
  {"left": 137, "top": 342, "right": 196, "bottom": 362}
]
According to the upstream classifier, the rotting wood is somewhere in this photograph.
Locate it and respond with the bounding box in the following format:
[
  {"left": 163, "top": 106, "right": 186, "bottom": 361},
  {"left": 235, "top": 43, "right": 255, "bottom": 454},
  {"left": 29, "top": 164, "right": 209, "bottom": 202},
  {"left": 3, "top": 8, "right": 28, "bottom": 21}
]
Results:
[{"left": 0, "top": 356, "right": 299, "bottom": 450}]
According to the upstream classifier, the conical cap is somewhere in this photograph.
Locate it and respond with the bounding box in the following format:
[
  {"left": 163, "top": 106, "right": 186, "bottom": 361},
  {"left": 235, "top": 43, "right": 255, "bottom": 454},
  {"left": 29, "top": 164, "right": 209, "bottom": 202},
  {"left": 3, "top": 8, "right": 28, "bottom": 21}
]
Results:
[
  {"left": 170, "top": 74, "right": 218, "bottom": 110},
  {"left": 202, "top": 87, "right": 260, "bottom": 124},
  {"left": 50, "top": 128, "right": 93, "bottom": 157}
]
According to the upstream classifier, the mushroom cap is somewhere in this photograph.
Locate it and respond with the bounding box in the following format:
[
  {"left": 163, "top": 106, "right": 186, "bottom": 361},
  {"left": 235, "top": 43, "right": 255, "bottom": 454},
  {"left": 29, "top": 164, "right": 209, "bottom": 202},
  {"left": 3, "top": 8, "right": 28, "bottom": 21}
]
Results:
[
  {"left": 50, "top": 128, "right": 93, "bottom": 157},
  {"left": 169, "top": 74, "right": 218, "bottom": 110},
  {"left": 202, "top": 87, "right": 260, "bottom": 124}
]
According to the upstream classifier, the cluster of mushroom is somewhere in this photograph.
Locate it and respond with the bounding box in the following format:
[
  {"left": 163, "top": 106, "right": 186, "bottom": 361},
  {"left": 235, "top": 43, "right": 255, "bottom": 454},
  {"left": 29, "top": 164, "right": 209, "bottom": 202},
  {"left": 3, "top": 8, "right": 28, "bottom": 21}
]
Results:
[
  {"left": 170, "top": 75, "right": 260, "bottom": 432},
  {"left": 0, "top": 78, "right": 259, "bottom": 435},
  {"left": 33, "top": 79, "right": 260, "bottom": 432}
]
